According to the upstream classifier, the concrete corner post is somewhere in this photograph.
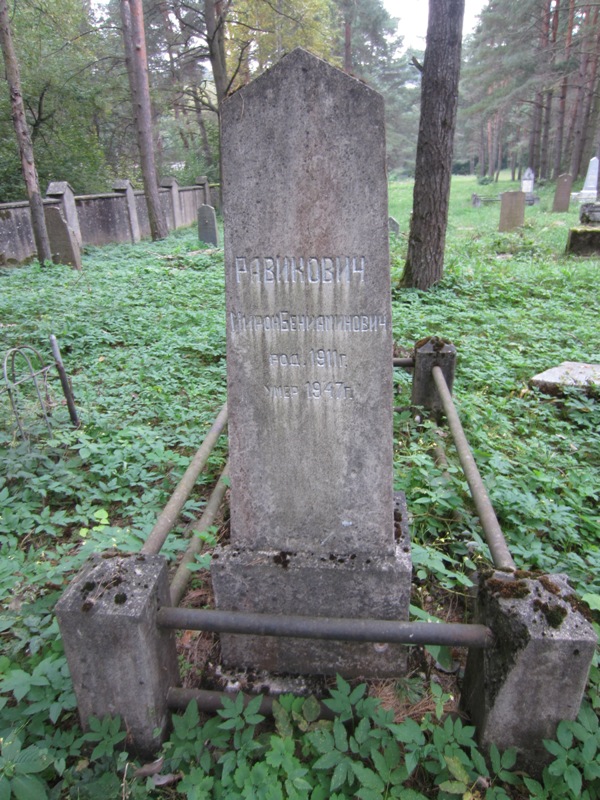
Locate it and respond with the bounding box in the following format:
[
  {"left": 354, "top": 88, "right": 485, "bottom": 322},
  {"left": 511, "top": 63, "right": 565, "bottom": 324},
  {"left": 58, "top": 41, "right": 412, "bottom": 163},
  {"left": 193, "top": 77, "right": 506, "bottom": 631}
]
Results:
[
  {"left": 55, "top": 553, "right": 179, "bottom": 757},
  {"left": 461, "top": 571, "right": 597, "bottom": 774},
  {"left": 161, "top": 178, "right": 182, "bottom": 229},
  {"left": 411, "top": 337, "right": 457, "bottom": 418},
  {"left": 113, "top": 180, "right": 141, "bottom": 243}
]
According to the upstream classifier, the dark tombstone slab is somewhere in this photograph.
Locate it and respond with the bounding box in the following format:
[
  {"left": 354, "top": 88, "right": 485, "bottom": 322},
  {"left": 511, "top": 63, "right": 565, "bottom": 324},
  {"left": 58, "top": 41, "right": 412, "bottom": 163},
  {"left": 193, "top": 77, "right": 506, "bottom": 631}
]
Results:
[
  {"left": 499, "top": 191, "right": 525, "bottom": 232},
  {"left": 211, "top": 48, "right": 410, "bottom": 677},
  {"left": 388, "top": 216, "right": 400, "bottom": 235},
  {"left": 552, "top": 174, "right": 572, "bottom": 212},
  {"left": 44, "top": 206, "right": 82, "bottom": 269},
  {"left": 198, "top": 204, "right": 219, "bottom": 246}
]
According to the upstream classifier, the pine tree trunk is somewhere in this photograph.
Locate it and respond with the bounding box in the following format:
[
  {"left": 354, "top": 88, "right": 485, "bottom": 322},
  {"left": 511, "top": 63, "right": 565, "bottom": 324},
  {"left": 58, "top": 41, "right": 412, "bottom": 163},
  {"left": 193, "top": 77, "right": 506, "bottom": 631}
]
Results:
[
  {"left": 0, "top": 0, "right": 51, "bottom": 265},
  {"left": 540, "top": 90, "right": 552, "bottom": 179},
  {"left": 402, "top": 0, "right": 465, "bottom": 290},
  {"left": 204, "top": 0, "right": 228, "bottom": 106},
  {"left": 121, "top": 0, "right": 168, "bottom": 240},
  {"left": 569, "top": 6, "right": 595, "bottom": 179},
  {"left": 529, "top": 92, "right": 543, "bottom": 174}
]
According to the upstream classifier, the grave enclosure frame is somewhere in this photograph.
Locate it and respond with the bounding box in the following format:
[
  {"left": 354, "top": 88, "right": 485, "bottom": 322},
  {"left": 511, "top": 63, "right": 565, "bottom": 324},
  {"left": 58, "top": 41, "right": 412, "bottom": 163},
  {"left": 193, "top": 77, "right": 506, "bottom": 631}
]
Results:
[{"left": 56, "top": 50, "right": 595, "bottom": 772}]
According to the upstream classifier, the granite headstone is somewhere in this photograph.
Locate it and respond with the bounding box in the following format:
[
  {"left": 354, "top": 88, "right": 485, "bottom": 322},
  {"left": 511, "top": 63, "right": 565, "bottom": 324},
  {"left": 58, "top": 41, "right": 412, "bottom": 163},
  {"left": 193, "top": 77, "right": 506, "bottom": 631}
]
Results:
[
  {"left": 552, "top": 174, "right": 572, "bottom": 212},
  {"left": 198, "top": 204, "right": 219, "bottom": 246},
  {"left": 44, "top": 206, "right": 82, "bottom": 269},
  {"left": 499, "top": 191, "right": 525, "bottom": 232},
  {"left": 211, "top": 48, "right": 410, "bottom": 677}
]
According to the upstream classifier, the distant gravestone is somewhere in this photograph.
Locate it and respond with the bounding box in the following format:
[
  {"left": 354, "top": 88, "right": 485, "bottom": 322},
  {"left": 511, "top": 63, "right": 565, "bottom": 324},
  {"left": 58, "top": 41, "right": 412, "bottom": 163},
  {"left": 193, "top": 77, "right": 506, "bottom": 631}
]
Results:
[
  {"left": 580, "top": 156, "right": 598, "bottom": 200},
  {"left": 499, "top": 191, "right": 525, "bottom": 232},
  {"left": 552, "top": 174, "right": 572, "bottom": 212},
  {"left": 44, "top": 206, "right": 82, "bottom": 269},
  {"left": 388, "top": 216, "right": 400, "bottom": 235},
  {"left": 211, "top": 48, "right": 410, "bottom": 677},
  {"left": 46, "top": 181, "right": 82, "bottom": 247},
  {"left": 521, "top": 167, "right": 534, "bottom": 196},
  {"left": 197, "top": 204, "right": 219, "bottom": 246}
]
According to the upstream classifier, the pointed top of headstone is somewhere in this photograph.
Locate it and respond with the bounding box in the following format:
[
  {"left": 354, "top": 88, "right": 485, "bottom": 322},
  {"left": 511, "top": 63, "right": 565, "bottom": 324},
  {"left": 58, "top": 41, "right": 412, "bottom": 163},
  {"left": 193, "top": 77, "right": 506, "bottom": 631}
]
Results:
[{"left": 225, "top": 47, "right": 379, "bottom": 102}]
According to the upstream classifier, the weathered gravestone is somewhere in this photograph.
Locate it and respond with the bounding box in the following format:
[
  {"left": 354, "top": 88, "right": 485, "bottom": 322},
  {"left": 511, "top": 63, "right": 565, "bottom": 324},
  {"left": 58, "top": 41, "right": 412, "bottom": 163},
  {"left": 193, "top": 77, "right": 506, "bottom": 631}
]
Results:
[
  {"left": 46, "top": 181, "right": 82, "bottom": 247},
  {"left": 44, "top": 206, "right": 82, "bottom": 269},
  {"left": 499, "top": 191, "right": 525, "bottom": 232},
  {"left": 552, "top": 173, "right": 572, "bottom": 212},
  {"left": 211, "top": 48, "right": 411, "bottom": 677},
  {"left": 198, "top": 204, "right": 219, "bottom": 246}
]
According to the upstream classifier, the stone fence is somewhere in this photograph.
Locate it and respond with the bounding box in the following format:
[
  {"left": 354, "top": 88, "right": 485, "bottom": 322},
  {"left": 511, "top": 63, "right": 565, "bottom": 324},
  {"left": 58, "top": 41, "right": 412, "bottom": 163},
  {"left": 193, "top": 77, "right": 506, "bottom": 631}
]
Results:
[{"left": 0, "top": 177, "right": 217, "bottom": 266}]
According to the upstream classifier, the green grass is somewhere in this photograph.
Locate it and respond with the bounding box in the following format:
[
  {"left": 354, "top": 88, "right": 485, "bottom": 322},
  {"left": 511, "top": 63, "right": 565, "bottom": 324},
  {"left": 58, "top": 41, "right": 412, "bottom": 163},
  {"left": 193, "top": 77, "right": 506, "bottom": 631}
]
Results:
[{"left": 0, "top": 177, "right": 599, "bottom": 797}]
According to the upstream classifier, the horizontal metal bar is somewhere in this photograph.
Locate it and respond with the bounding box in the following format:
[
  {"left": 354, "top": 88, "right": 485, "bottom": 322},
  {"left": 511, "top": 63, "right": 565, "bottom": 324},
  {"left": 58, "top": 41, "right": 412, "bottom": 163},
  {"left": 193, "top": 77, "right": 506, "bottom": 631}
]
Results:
[
  {"left": 393, "top": 357, "right": 414, "bottom": 369},
  {"left": 157, "top": 607, "right": 493, "bottom": 649},
  {"left": 167, "top": 687, "right": 335, "bottom": 719},
  {"left": 432, "top": 365, "right": 516, "bottom": 571}
]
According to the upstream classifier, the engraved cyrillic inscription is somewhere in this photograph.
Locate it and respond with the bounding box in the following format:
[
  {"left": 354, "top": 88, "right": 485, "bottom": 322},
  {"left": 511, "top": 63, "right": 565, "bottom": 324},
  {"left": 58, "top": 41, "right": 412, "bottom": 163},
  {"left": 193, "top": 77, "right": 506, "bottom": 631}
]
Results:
[
  {"left": 230, "top": 310, "right": 388, "bottom": 335},
  {"left": 269, "top": 350, "right": 348, "bottom": 369},
  {"left": 235, "top": 255, "right": 365, "bottom": 285}
]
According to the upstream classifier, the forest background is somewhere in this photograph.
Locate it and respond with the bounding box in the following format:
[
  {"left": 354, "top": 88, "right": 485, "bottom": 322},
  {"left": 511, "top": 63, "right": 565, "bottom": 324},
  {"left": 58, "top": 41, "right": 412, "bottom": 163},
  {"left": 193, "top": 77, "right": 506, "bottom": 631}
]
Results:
[{"left": 1, "top": 0, "right": 599, "bottom": 202}]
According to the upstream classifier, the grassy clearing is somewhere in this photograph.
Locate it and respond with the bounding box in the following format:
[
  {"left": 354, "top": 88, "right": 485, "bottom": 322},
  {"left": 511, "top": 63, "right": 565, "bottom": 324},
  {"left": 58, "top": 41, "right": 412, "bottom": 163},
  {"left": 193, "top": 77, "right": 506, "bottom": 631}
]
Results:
[{"left": 0, "top": 177, "right": 598, "bottom": 797}]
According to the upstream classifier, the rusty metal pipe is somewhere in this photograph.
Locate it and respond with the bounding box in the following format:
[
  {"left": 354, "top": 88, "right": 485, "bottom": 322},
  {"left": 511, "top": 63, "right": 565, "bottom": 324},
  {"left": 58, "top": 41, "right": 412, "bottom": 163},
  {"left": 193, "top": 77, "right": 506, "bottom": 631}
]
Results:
[
  {"left": 157, "top": 607, "right": 493, "bottom": 649},
  {"left": 170, "top": 461, "right": 229, "bottom": 606},
  {"left": 431, "top": 365, "right": 516, "bottom": 571},
  {"left": 167, "top": 687, "right": 335, "bottom": 719},
  {"left": 142, "top": 402, "right": 228, "bottom": 555}
]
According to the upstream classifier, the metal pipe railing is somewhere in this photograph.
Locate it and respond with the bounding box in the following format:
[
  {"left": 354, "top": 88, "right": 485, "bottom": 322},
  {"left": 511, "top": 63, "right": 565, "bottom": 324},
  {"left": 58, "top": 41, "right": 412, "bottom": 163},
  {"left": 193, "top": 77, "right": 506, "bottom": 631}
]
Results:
[
  {"left": 393, "top": 357, "right": 414, "bottom": 369},
  {"left": 157, "top": 607, "right": 493, "bottom": 649},
  {"left": 431, "top": 365, "right": 516, "bottom": 571},
  {"left": 142, "top": 402, "right": 228, "bottom": 555},
  {"left": 169, "top": 461, "right": 230, "bottom": 606}
]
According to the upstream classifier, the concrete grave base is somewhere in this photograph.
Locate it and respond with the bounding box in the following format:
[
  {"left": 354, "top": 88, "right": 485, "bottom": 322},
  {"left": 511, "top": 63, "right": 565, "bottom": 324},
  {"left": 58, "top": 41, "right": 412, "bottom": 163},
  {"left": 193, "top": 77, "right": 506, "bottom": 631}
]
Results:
[
  {"left": 566, "top": 226, "right": 600, "bottom": 255},
  {"left": 55, "top": 553, "right": 179, "bottom": 757},
  {"left": 211, "top": 494, "right": 411, "bottom": 678},
  {"left": 461, "top": 571, "right": 597, "bottom": 774}
]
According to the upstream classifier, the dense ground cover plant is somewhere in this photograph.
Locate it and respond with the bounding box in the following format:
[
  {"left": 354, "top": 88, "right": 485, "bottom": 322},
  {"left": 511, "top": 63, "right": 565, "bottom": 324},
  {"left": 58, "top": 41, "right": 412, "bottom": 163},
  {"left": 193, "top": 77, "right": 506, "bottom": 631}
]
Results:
[{"left": 0, "top": 177, "right": 598, "bottom": 797}]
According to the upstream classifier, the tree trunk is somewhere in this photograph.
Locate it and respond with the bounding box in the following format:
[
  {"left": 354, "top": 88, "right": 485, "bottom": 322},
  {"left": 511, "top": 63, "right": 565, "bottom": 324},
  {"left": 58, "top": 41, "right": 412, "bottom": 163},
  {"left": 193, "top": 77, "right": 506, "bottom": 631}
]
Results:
[
  {"left": 120, "top": 0, "right": 168, "bottom": 240},
  {"left": 529, "top": 92, "right": 543, "bottom": 175},
  {"left": 540, "top": 90, "right": 552, "bottom": 180},
  {"left": 402, "top": 0, "right": 465, "bottom": 291},
  {"left": 0, "top": 0, "right": 51, "bottom": 265},
  {"left": 569, "top": 5, "right": 593, "bottom": 179},
  {"left": 204, "top": 0, "right": 229, "bottom": 106},
  {"left": 192, "top": 87, "right": 214, "bottom": 167},
  {"left": 553, "top": 0, "right": 575, "bottom": 178}
]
